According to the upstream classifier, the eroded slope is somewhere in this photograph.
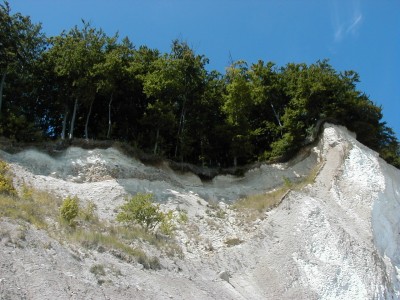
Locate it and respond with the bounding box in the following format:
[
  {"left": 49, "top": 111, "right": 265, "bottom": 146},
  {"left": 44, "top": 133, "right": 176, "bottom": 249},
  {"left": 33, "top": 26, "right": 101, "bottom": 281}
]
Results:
[{"left": 0, "top": 124, "right": 399, "bottom": 299}]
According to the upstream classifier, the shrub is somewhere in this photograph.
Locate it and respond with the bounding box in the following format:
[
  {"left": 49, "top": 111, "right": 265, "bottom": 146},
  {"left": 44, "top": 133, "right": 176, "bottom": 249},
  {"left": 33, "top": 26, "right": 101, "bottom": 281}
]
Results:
[
  {"left": 116, "top": 193, "right": 164, "bottom": 231},
  {"left": 60, "top": 196, "right": 79, "bottom": 225},
  {"left": 21, "top": 184, "right": 33, "bottom": 200},
  {"left": 269, "top": 132, "right": 296, "bottom": 160},
  {"left": 90, "top": 264, "right": 106, "bottom": 276},
  {"left": 80, "top": 201, "right": 97, "bottom": 222},
  {"left": 159, "top": 210, "right": 175, "bottom": 236},
  {"left": 0, "top": 160, "right": 16, "bottom": 196},
  {"left": 0, "top": 176, "right": 16, "bottom": 196},
  {"left": 178, "top": 210, "right": 188, "bottom": 224}
]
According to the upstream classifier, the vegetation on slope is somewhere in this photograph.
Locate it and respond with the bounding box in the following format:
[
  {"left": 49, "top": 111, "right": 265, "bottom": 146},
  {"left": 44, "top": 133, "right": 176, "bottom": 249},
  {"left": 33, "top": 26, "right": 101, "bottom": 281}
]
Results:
[
  {"left": 0, "top": 159, "right": 182, "bottom": 269},
  {"left": 1, "top": 1, "right": 399, "bottom": 168},
  {"left": 234, "top": 162, "right": 323, "bottom": 221}
]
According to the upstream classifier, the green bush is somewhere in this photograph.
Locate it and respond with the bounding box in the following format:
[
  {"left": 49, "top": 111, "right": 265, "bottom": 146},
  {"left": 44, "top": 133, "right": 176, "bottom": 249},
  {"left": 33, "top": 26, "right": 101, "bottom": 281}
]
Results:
[
  {"left": 60, "top": 196, "right": 79, "bottom": 225},
  {"left": 178, "top": 210, "right": 188, "bottom": 224},
  {"left": 0, "top": 160, "right": 16, "bottom": 196},
  {"left": 159, "top": 210, "right": 175, "bottom": 236},
  {"left": 269, "top": 132, "right": 296, "bottom": 159},
  {"left": 116, "top": 193, "right": 164, "bottom": 231}
]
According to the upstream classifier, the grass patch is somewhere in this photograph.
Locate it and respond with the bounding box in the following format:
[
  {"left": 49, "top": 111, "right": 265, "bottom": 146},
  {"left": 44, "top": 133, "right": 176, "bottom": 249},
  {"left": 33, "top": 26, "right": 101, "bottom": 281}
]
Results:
[
  {"left": 206, "top": 202, "right": 226, "bottom": 219},
  {"left": 224, "top": 238, "right": 243, "bottom": 247},
  {"left": 0, "top": 160, "right": 61, "bottom": 228},
  {"left": 0, "top": 188, "right": 61, "bottom": 229},
  {"left": 90, "top": 264, "right": 106, "bottom": 276},
  {"left": 111, "top": 225, "right": 183, "bottom": 259},
  {"left": 233, "top": 162, "right": 323, "bottom": 221},
  {"left": 234, "top": 187, "right": 289, "bottom": 214},
  {"left": 68, "top": 228, "right": 162, "bottom": 269},
  {"left": 292, "top": 162, "right": 323, "bottom": 190},
  {"left": 0, "top": 159, "right": 181, "bottom": 269}
]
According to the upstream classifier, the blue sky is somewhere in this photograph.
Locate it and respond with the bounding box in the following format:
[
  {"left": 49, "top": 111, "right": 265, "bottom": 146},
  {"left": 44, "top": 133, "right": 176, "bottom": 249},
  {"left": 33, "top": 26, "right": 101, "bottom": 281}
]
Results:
[{"left": 8, "top": 0, "right": 400, "bottom": 138}]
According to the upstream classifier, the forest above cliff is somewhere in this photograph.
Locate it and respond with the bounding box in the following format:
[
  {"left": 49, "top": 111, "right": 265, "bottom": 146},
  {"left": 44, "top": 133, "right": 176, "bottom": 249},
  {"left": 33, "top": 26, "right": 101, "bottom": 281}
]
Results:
[{"left": 1, "top": 1, "right": 399, "bottom": 168}]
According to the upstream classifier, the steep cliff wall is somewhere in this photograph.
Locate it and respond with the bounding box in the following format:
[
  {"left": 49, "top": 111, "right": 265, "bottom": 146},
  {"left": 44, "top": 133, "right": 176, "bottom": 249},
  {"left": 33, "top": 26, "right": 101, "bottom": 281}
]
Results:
[{"left": 0, "top": 124, "right": 399, "bottom": 299}]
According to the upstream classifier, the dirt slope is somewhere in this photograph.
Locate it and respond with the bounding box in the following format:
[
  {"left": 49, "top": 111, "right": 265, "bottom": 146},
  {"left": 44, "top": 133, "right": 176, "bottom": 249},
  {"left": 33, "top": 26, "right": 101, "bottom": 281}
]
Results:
[{"left": 0, "top": 124, "right": 399, "bottom": 299}]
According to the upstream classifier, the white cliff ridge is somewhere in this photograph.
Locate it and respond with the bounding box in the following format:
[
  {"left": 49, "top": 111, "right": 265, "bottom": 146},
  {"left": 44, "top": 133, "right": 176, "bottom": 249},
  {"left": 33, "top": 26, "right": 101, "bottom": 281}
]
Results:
[{"left": 0, "top": 123, "right": 399, "bottom": 299}]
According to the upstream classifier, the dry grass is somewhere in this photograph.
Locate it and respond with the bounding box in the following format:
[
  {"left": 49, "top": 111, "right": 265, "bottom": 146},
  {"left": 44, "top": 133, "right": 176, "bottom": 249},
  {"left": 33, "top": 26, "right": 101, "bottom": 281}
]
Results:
[
  {"left": 234, "top": 187, "right": 289, "bottom": 213},
  {"left": 233, "top": 162, "right": 323, "bottom": 221},
  {"left": 0, "top": 160, "right": 60, "bottom": 228},
  {"left": 0, "top": 187, "right": 61, "bottom": 229},
  {"left": 0, "top": 186, "right": 175, "bottom": 268},
  {"left": 0, "top": 160, "right": 180, "bottom": 269},
  {"left": 224, "top": 238, "right": 243, "bottom": 247},
  {"left": 69, "top": 229, "right": 161, "bottom": 268},
  {"left": 292, "top": 161, "right": 323, "bottom": 190}
]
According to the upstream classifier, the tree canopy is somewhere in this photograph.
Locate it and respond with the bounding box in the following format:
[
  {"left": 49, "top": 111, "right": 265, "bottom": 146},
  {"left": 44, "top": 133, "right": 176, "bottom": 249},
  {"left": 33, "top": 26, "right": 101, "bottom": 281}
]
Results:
[{"left": 1, "top": 1, "right": 399, "bottom": 169}]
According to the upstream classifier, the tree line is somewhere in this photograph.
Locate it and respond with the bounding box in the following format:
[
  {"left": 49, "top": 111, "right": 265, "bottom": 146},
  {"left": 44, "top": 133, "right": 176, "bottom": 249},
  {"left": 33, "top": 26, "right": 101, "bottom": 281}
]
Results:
[{"left": 1, "top": 1, "right": 399, "bottom": 168}]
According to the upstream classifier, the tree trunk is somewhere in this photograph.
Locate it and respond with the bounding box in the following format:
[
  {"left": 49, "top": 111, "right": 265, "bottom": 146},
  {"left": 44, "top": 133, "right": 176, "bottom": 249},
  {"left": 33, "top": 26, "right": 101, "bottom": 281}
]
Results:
[
  {"left": 153, "top": 128, "right": 159, "bottom": 155},
  {"left": 61, "top": 108, "right": 68, "bottom": 140},
  {"left": 179, "top": 108, "right": 186, "bottom": 162},
  {"left": 69, "top": 98, "right": 78, "bottom": 140},
  {"left": 270, "top": 103, "right": 282, "bottom": 127},
  {"left": 0, "top": 72, "right": 6, "bottom": 115},
  {"left": 174, "top": 96, "right": 187, "bottom": 158},
  {"left": 107, "top": 93, "right": 113, "bottom": 139},
  {"left": 85, "top": 98, "right": 94, "bottom": 140}
]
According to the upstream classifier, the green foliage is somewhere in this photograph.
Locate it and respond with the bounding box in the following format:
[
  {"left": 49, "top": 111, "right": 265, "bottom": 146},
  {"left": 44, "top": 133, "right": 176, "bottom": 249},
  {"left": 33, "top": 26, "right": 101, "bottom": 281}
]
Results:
[
  {"left": 0, "top": 160, "right": 16, "bottom": 196},
  {"left": 116, "top": 193, "right": 164, "bottom": 231},
  {"left": 159, "top": 210, "right": 175, "bottom": 236},
  {"left": 283, "top": 176, "right": 292, "bottom": 188},
  {"left": 0, "top": 2, "right": 399, "bottom": 169},
  {"left": 21, "top": 183, "right": 33, "bottom": 200},
  {"left": 60, "top": 196, "right": 79, "bottom": 225},
  {"left": 0, "top": 112, "right": 42, "bottom": 142},
  {"left": 116, "top": 193, "right": 181, "bottom": 237},
  {"left": 178, "top": 210, "right": 189, "bottom": 224},
  {"left": 0, "top": 185, "right": 60, "bottom": 229},
  {"left": 269, "top": 132, "right": 296, "bottom": 160},
  {"left": 0, "top": 162, "right": 179, "bottom": 269}
]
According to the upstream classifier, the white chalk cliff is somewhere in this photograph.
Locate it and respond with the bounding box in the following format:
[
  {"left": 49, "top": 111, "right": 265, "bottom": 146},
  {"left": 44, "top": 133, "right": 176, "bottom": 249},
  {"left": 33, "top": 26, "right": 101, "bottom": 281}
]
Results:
[{"left": 0, "top": 123, "right": 399, "bottom": 299}]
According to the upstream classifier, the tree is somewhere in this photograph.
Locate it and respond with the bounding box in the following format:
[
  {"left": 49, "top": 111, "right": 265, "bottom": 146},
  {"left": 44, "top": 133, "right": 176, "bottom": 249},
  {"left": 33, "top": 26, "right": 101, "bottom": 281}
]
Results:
[
  {"left": 143, "top": 40, "right": 208, "bottom": 161},
  {"left": 92, "top": 36, "right": 135, "bottom": 138},
  {"left": 0, "top": 1, "right": 45, "bottom": 116},
  {"left": 45, "top": 21, "right": 109, "bottom": 139},
  {"left": 0, "top": 0, "right": 46, "bottom": 143},
  {"left": 0, "top": 1, "right": 398, "bottom": 169},
  {"left": 223, "top": 61, "right": 254, "bottom": 166},
  {"left": 248, "top": 60, "right": 288, "bottom": 158},
  {"left": 188, "top": 70, "right": 227, "bottom": 166},
  {"left": 104, "top": 45, "right": 159, "bottom": 143}
]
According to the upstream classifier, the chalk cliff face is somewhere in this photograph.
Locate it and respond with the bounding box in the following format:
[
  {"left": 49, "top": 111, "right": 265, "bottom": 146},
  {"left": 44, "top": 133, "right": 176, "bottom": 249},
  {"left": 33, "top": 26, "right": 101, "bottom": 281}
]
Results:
[{"left": 0, "top": 124, "right": 399, "bottom": 299}]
